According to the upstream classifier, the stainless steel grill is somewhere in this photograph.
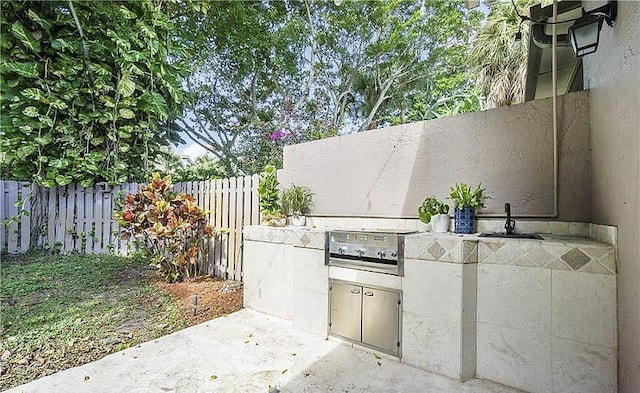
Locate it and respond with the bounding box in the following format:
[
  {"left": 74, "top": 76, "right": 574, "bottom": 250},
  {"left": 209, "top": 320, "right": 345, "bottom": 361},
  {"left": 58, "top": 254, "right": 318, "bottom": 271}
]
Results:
[{"left": 325, "top": 230, "right": 415, "bottom": 276}]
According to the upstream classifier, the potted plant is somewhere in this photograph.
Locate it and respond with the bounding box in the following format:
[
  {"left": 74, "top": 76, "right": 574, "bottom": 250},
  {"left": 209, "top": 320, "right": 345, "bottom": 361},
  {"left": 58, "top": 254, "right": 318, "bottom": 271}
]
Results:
[
  {"left": 448, "top": 182, "right": 488, "bottom": 234},
  {"left": 258, "top": 165, "right": 286, "bottom": 226},
  {"left": 282, "top": 184, "right": 314, "bottom": 226},
  {"left": 418, "top": 196, "right": 450, "bottom": 233}
]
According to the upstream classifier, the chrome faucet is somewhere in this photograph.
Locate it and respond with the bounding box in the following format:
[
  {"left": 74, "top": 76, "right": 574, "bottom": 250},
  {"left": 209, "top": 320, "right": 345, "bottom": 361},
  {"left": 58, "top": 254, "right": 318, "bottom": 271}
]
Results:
[{"left": 504, "top": 203, "right": 516, "bottom": 235}]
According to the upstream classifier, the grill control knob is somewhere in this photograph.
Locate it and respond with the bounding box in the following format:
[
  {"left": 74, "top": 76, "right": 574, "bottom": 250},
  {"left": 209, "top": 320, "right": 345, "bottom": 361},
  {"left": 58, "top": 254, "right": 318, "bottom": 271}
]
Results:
[
  {"left": 355, "top": 248, "right": 366, "bottom": 257},
  {"left": 338, "top": 246, "right": 346, "bottom": 255},
  {"left": 390, "top": 250, "right": 398, "bottom": 258},
  {"left": 377, "top": 250, "right": 387, "bottom": 258}
]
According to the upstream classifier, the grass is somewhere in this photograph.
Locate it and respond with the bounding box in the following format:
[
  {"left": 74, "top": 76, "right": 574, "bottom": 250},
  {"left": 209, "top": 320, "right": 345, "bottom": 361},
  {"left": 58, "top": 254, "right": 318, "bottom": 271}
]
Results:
[{"left": 0, "top": 252, "right": 186, "bottom": 390}]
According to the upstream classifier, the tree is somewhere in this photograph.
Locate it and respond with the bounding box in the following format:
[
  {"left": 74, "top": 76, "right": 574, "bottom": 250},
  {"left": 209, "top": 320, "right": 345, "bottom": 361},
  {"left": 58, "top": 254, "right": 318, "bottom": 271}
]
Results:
[
  {"left": 309, "top": 0, "right": 481, "bottom": 131},
  {"left": 0, "top": 1, "right": 198, "bottom": 186},
  {"left": 177, "top": 0, "right": 481, "bottom": 175},
  {"left": 174, "top": 1, "right": 310, "bottom": 176},
  {"left": 156, "top": 153, "right": 224, "bottom": 182},
  {"left": 470, "top": 0, "right": 539, "bottom": 109}
]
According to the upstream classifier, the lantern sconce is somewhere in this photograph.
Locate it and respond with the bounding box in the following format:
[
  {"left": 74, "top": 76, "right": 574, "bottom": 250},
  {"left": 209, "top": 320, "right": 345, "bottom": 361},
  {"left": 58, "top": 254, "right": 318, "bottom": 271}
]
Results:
[{"left": 568, "top": 0, "right": 617, "bottom": 57}]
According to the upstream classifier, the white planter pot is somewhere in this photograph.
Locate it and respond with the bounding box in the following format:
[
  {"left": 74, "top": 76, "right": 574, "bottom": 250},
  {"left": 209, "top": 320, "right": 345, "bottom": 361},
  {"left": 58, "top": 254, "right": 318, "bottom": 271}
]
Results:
[
  {"left": 289, "top": 215, "right": 306, "bottom": 226},
  {"left": 431, "top": 214, "right": 449, "bottom": 233}
]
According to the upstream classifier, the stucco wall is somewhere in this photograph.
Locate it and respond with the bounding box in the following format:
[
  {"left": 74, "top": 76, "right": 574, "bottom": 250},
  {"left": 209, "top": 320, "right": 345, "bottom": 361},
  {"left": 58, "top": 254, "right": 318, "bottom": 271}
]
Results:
[
  {"left": 582, "top": 1, "right": 640, "bottom": 392},
  {"left": 280, "top": 91, "right": 591, "bottom": 221}
]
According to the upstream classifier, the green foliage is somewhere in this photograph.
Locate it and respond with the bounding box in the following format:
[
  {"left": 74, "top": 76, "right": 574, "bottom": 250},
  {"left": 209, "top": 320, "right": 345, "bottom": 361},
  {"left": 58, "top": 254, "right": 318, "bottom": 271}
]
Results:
[
  {"left": 175, "top": 0, "right": 310, "bottom": 176},
  {"left": 282, "top": 185, "right": 314, "bottom": 216},
  {"left": 156, "top": 153, "right": 224, "bottom": 182},
  {"left": 418, "top": 196, "right": 450, "bottom": 225},
  {"left": 448, "top": 182, "right": 489, "bottom": 211},
  {"left": 257, "top": 165, "right": 285, "bottom": 224},
  {"left": 0, "top": 1, "right": 194, "bottom": 186},
  {"left": 470, "top": 0, "right": 540, "bottom": 109},
  {"left": 178, "top": 0, "right": 480, "bottom": 175},
  {"left": 115, "top": 173, "right": 216, "bottom": 282}
]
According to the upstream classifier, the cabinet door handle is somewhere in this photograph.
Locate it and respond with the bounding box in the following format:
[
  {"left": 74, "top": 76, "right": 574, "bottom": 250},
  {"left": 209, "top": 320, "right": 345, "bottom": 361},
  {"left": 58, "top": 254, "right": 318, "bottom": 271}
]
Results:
[
  {"left": 364, "top": 291, "right": 374, "bottom": 296},
  {"left": 350, "top": 289, "right": 361, "bottom": 294}
]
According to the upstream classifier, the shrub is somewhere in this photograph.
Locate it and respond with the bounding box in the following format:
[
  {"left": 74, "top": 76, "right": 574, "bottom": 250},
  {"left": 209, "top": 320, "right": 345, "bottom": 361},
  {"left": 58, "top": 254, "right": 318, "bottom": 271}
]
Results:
[
  {"left": 282, "top": 185, "right": 314, "bottom": 216},
  {"left": 257, "top": 165, "right": 286, "bottom": 225},
  {"left": 114, "top": 173, "right": 217, "bottom": 282}
]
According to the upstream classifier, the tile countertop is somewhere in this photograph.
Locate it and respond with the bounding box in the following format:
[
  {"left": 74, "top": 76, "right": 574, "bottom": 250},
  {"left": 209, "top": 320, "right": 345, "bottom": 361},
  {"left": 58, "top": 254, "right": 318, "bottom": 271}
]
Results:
[
  {"left": 403, "top": 232, "right": 616, "bottom": 274},
  {"left": 242, "top": 226, "right": 616, "bottom": 274}
]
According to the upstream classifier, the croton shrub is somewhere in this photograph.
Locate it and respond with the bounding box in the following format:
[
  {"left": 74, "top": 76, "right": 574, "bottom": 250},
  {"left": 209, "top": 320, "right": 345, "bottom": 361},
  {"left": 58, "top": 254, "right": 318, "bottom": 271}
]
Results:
[{"left": 115, "top": 173, "right": 217, "bottom": 282}]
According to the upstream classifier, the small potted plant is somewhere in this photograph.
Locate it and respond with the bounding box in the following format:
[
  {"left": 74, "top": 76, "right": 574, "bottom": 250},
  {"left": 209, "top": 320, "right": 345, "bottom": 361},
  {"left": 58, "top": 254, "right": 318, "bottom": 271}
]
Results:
[
  {"left": 418, "top": 196, "right": 450, "bottom": 233},
  {"left": 282, "top": 184, "right": 314, "bottom": 226},
  {"left": 448, "top": 182, "right": 488, "bottom": 234},
  {"left": 258, "top": 165, "right": 286, "bottom": 226}
]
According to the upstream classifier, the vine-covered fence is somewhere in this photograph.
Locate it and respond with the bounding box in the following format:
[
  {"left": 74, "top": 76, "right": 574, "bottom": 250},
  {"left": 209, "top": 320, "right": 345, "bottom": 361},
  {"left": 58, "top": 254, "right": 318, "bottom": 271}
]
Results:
[{"left": 0, "top": 176, "right": 260, "bottom": 281}]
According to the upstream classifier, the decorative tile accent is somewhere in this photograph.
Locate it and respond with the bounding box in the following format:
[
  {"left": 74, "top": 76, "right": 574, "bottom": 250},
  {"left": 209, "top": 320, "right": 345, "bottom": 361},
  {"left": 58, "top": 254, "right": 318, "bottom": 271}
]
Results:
[
  {"left": 597, "top": 251, "right": 616, "bottom": 273},
  {"left": 579, "top": 261, "right": 612, "bottom": 274},
  {"left": 544, "top": 259, "right": 571, "bottom": 271},
  {"left": 462, "top": 241, "right": 478, "bottom": 263},
  {"left": 485, "top": 242, "right": 505, "bottom": 252},
  {"left": 285, "top": 229, "right": 325, "bottom": 250},
  {"left": 527, "top": 246, "right": 556, "bottom": 267},
  {"left": 243, "top": 226, "right": 326, "bottom": 250},
  {"left": 404, "top": 235, "right": 472, "bottom": 263},
  {"left": 243, "top": 226, "right": 286, "bottom": 243},
  {"left": 427, "top": 242, "right": 446, "bottom": 260},
  {"left": 561, "top": 248, "right": 590, "bottom": 270},
  {"left": 477, "top": 237, "right": 615, "bottom": 275}
]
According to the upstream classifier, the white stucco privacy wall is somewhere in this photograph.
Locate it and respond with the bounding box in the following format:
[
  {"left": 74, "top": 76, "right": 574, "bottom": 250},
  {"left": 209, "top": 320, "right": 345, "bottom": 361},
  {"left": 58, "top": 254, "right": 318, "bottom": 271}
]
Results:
[
  {"left": 280, "top": 91, "right": 591, "bottom": 221},
  {"left": 582, "top": 1, "right": 640, "bottom": 392}
]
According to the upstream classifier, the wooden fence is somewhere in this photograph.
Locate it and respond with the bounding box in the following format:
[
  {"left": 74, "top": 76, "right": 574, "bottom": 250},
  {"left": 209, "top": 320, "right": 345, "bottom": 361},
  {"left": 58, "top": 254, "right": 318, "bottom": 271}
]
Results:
[{"left": 0, "top": 176, "right": 261, "bottom": 281}]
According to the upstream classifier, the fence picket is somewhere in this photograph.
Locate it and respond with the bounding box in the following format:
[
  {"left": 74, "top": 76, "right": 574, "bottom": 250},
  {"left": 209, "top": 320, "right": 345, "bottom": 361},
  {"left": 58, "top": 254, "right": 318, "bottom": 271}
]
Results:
[
  {"left": 6, "top": 181, "right": 19, "bottom": 253},
  {"left": 1, "top": 177, "right": 260, "bottom": 280},
  {"left": 35, "top": 186, "right": 46, "bottom": 248},
  {"left": 101, "top": 184, "right": 112, "bottom": 254},
  {"left": 233, "top": 176, "right": 244, "bottom": 281},
  {"left": 19, "top": 183, "right": 31, "bottom": 253},
  {"left": 84, "top": 186, "right": 94, "bottom": 253},
  {"left": 221, "top": 178, "right": 230, "bottom": 278},
  {"left": 251, "top": 174, "right": 260, "bottom": 224},
  {"left": 214, "top": 179, "right": 223, "bottom": 277},
  {"left": 64, "top": 184, "right": 76, "bottom": 252},
  {"left": 0, "top": 181, "right": 5, "bottom": 251},
  {"left": 47, "top": 187, "right": 56, "bottom": 249},
  {"left": 228, "top": 177, "right": 237, "bottom": 280},
  {"left": 75, "top": 186, "right": 85, "bottom": 253}
]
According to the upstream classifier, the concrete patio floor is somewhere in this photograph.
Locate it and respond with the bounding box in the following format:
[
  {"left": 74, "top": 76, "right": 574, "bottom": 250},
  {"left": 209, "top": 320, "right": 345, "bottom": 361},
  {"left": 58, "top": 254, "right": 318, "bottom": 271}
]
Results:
[{"left": 6, "top": 309, "right": 522, "bottom": 393}]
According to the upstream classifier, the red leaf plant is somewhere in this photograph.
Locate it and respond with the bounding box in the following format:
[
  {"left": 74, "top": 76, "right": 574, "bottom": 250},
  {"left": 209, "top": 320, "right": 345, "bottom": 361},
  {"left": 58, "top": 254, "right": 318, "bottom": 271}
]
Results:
[{"left": 115, "top": 173, "right": 219, "bottom": 282}]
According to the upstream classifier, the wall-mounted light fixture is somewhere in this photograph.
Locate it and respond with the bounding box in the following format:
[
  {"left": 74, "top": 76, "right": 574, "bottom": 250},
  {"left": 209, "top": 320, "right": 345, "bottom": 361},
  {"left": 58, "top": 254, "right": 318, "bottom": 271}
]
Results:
[{"left": 568, "top": 0, "right": 617, "bottom": 57}]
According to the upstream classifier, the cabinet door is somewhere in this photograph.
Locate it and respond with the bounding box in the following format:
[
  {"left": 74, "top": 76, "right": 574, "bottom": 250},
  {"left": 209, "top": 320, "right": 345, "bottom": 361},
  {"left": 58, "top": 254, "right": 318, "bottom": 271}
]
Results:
[
  {"left": 329, "top": 281, "right": 362, "bottom": 342},
  {"left": 362, "top": 287, "right": 400, "bottom": 356}
]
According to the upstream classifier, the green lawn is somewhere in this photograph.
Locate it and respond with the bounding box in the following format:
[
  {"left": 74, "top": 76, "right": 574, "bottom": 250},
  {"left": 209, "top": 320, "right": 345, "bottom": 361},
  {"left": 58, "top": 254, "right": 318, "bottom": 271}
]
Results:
[{"left": 0, "top": 252, "right": 186, "bottom": 390}]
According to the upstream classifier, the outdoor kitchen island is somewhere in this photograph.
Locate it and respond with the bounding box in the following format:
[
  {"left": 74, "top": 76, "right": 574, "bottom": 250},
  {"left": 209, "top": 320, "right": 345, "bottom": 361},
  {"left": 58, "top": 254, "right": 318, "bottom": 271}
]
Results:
[{"left": 242, "top": 225, "right": 617, "bottom": 393}]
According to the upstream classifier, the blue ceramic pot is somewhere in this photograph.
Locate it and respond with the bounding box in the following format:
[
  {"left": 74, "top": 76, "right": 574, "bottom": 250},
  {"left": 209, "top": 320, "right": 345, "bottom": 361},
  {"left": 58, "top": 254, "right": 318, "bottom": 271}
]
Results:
[{"left": 454, "top": 206, "right": 475, "bottom": 234}]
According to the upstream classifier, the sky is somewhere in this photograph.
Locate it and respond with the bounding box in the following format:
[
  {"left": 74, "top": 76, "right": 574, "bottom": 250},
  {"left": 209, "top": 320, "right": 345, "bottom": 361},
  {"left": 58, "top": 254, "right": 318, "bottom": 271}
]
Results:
[{"left": 176, "top": 141, "right": 207, "bottom": 158}]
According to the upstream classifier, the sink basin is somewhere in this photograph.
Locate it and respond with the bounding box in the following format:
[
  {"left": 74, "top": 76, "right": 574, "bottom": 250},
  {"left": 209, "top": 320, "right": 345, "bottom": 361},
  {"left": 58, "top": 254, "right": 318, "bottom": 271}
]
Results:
[{"left": 479, "top": 233, "right": 544, "bottom": 240}]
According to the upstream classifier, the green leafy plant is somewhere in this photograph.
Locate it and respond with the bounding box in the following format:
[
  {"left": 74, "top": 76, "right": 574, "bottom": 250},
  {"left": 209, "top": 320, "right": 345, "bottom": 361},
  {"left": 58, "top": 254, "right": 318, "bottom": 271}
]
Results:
[
  {"left": 115, "top": 173, "right": 217, "bottom": 282},
  {"left": 448, "top": 182, "right": 488, "bottom": 210},
  {"left": 282, "top": 185, "right": 314, "bottom": 216},
  {"left": 0, "top": 2, "right": 198, "bottom": 186},
  {"left": 257, "top": 165, "right": 285, "bottom": 225},
  {"left": 417, "top": 196, "right": 450, "bottom": 224}
]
